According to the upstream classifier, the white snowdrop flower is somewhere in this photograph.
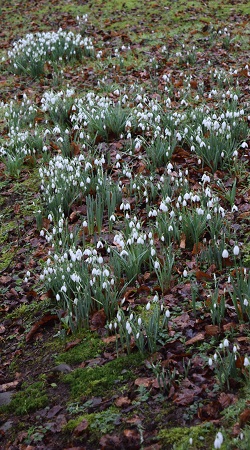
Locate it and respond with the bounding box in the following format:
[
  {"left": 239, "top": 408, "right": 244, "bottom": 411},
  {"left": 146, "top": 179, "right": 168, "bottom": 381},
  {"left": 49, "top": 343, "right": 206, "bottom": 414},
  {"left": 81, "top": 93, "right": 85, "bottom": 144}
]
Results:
[
  {"left": 165, "top": 309, "right": 170, "bottom": 318},
  {"left": 244, "top": 356, "right": 250, "bottom": 367},
  {"left": 243, "top": 298, "right": 248, "bottom": 307},
  {"left": 146, "top": 302, "right": 151, "bottom": 311},
  {"left": 233, "top": 245, "right": 240, "bottom": 256},
  {"left": 56, "top": 294, "right": 60, "bottom": 301},
  {"left": 151, "top": 248, "right": 156, "bottom": 257},
  {"left": 61, "top": 284, "right": 67, "bottom": 293},
  {"left": 222, "top": 249, "right": 229, "bottom": 258},
  {"left": 40, "top": 230, "right": 45, "bottom": 237},
  {"left": 153, "top": 294, "right": 159, "bottom": 302},
  {"left": 223, "top": 338, "right": 229, "bottom": 347},
  {"left": 214, "top": 353, "right": 218, "bottom": 361},
  {"left": 138, "top": 317, "right": 142, "bottom": 326},
  {"left": 214, "top": 431, "right": 223, "bottom": 449},
  {"left": 154, "top": 260, "right": 160, "bottom": 270},
  {"left": 160, "top": 202, "right": 168, "bottom": 212},
  {"left": 233, "top": 345, "right": 237, "bottom": 353},
  {"left": 183, "top": 269, "right": 188, "bottom": 277},
  {"left": 117, "top": 313, "right": 122, "bottom": 323},
  {"left": 208, "top": 357, "right": 213, "bottom": 366}
]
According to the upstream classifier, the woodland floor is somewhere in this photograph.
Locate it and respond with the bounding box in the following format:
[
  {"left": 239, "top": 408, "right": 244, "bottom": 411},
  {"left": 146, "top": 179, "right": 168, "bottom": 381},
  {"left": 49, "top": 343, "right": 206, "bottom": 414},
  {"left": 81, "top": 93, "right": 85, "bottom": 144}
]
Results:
[{"left": 0, "top": 1, "right": 250, "bottom": 449}]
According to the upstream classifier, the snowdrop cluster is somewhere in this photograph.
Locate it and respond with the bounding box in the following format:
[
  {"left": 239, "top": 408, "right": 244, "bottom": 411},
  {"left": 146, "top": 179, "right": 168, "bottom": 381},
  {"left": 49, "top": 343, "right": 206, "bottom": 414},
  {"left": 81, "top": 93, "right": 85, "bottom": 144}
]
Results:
[
  {"left": 108, "top": 296, "right": 171, "bottom": 355},
  {"left": 8, "top": 29, "right": 94, "bottom": 75},
  {"left": 41, "top": 88, "right": 75, "bottom": 113}
]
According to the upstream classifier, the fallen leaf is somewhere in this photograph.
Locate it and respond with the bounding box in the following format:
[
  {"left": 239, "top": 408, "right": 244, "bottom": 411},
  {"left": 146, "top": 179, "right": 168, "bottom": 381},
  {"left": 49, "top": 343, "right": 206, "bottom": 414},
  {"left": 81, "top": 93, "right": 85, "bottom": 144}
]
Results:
[
  {"left": 134, "top": 377, "right": 152, "bottom": 388},
  {"left": 173, "top": 390, "right": 195, "bottom": 406},
  {"left": 195, "top": 270, "right": 212, "bottom": 281},
  {"left": 114, "top": 396, "right": 131, "bottom": 407},
  {"left": 240, "top": 409, "right": 250, "bottom": 427},
  {"left": 205, "top": 324, "right": 219, "bottom": 336},
  {"left": 102, "top": 335, "right": 117, "bottom": 344},
  {"left": 218, "top": 392, "right": 237, "bottom": 409},
  {"left": 90, "top": 309, "right": 106, "bottom": 330},
  {"left": 99, "top": 434, "right": 121, "bottom": 449},
  {"left": 26, "top": 314, "right": 59, "bottom": 342},
  {"left": 0, "top": 381, "right": 19, "bottom": 392},
  {"left": 74, "top": 419, "right": 89, "bottom": 436},
  {"left": 65, "top": 338, "right": 81, "bottom": 352},
  {"left": 47, "top": 405, "right": 63, "bottom": 419},
  {"left": 185, "top": 332, "right": 205, "bottom": 345}
]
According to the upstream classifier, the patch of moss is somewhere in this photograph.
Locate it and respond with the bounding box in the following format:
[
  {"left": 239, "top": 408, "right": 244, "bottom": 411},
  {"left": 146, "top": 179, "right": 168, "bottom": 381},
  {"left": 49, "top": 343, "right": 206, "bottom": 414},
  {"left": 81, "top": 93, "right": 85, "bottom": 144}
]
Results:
[
  {"left": 55, "top": 331, "right": 106, "bottom": 365},
  {"left": 0, "top": 247, "right": 14, "bottom": 272},
  {"left": 158, "top": 422, "right": 216, "bottom": 449},
  {"left": 0, "top": 220, "right": 16, "bottom": 245},
  {"left": 64, "top": 405, "right": 120, "bottom": 438},
  {"left": 64, "top": 352, "right": 144, "bottom": 399},
  {"left": 3, "top": 381, "right": 48, "bottom": 415},
  {"left": 6, "top": 298, "right": 52, "bottom": 321}
]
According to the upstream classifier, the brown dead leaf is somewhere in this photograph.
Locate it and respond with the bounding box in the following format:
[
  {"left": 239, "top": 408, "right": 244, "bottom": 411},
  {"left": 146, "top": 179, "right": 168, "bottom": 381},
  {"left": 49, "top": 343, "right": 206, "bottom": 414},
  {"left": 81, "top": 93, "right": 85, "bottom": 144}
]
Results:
[
  {"left": 173, "top": 389, "right": 195, "bottom": 406},
  {"left": 99, "top": 434, "right": 121, "bottom": 449},
  {"left": 240, "top": 409, "right": 250, "bottom": 427},
  {"left": 195, "top": 270, "right": 212, "bottom": 281},
  {"left": 102, "top": 335, "right": 117, "bottom": 344},
  {"left": 114, "top": 396, "right": 131, "bottom": 407},
  {"left": 134, "top": 377, "right": 152, "bottom": 388},
  {"left": 90, "top": 309, "right": 106, "bottom": 330},
  {"left": 0, "top": 275, "right": 11, "bottom": 285},
  {"left": 65, "top": 338, "right": 81, "bottom": 352},
  {"left": 205, "top": 324, "right": 219, "bottom": 336},
  {"left": 223, "top": 322, "right": 237, "bottom": 332},
  {"left": 172, "top": 312, "right": 193, "bottom": 329},
  {"left": 123, "top": 428, "right": 140, "bottom": 441},
  {"left": 179, "top": 233, "right": 186, "bottom": 249},
  {"left": 0, "top": 380, "right": 19, "bottom": 392},
  {"left": 26, "top": 314, "right": 59, "bottom": 342},
  {"left": 218, "top": 392, "right": 237, "bottom": 409},
  {"left": 74, "top": 419, "right": 89, "bottom": 436},
  {"left": 185, "top": 332, "right": 205, "bottom": 346}
]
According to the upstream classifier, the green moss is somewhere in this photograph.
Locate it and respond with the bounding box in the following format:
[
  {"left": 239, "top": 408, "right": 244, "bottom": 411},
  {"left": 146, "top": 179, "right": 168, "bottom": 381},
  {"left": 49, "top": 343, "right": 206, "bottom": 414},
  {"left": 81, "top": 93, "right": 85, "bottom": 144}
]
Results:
[
  {"left": 158, "top": 422, "right": 216, "bottom": 449},
  {"left": 2, "top": 381, "right": 48, "bottom": 415},
  {"left": 6, "top": 298, "right": 52, "bottom": 321},
  {"left": 55, "top": 331, "right": 106, "bottom": 365},
  {"left": 64, "top": 352, "right": 144, "bottom": 399},
  {"left": 0, "top": 220, "right": 16, "bottom": 245},
  {"left": 64, "top": 406, "right": 120, "bottom": 437},
  {"left": 0, "top": 248, "right": 14, "bottom": 272}
]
